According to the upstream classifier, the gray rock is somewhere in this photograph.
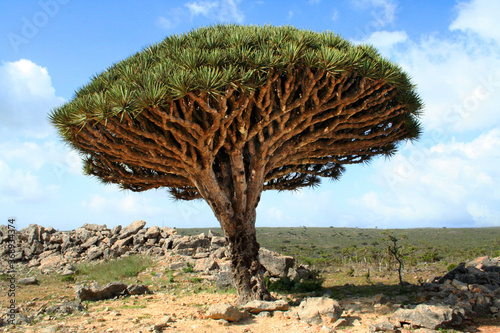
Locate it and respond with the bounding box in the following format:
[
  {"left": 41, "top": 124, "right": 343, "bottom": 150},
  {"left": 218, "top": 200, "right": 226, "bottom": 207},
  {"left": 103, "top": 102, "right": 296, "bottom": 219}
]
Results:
[
  {"left": 391, "top": 304, "right": 461, "bottom": 329},
  {"left": 145, "top": 226, "right": 160, "bottom": 239},
  {"left": 127, "top": 284, "right": 152, "bottom": 295},
  {"left": 242, "top": 300, "right": 290, "bottom": 314},
  {"left": 373, "top": 293, "right": 388, "bottom": 305},
  {"left": 297, "top": 297, "right": 342, "bottom": 325},
  {"left": 169, "top": 261, "right": 188, "bottom": 270},
  {"left": 75, "top": 227, "right": 93, "bottom": 242},
  {"left": 81, "top": 236, "right": 99, "bottom": 249},
  {"left": 215, "top": 270, "right": 234, "bottom": 290},
  {"left": 112, "top": 225, "right": 122, "bottom": 235},
  {"left": 370, "top": 318, "right": 396, "bottom": 331},
  {"left": 256, "top": 311, "right": 271, "bottom": 318},
  {"left": 206, "top": 303, "right": 242, "bottom": 322},
  {"left": 86, "top": 246, "right": 103, "bottom": 260},
  {"left": 45, "top": 301, "right": 85, "bottom": 315},
  {"left": 258, "top": 248, "right": 295, "bottom": 278},
  {"left": 82, "top": 223, "right": 107, "bottom": 232},
  {"left": 111, "top": 235, "right": 134, "bottom": 250},
  {"left": 119, "top": 220, "right": 146, "bottom": 239},
  {"left": 193, "top": 258, "right": 219, "bottom": 272},
  {"left": 160, "top": 226, "right": 177, "bottom": 237},
  {"left": 18, "top": 277, "right": 39, "bottom": 285},
  {"left": 173, "top": 236, "right": 211, "bottom": 250},
  {"left": 75, "top": 282, "right": 128, "bottom": 301}
]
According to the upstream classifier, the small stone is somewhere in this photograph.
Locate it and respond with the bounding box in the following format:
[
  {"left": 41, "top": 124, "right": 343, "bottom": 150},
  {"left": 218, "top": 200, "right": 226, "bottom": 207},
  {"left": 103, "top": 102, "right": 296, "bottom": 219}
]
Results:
[
  {"left": 374, "top": 294, "right": 388, "bottom": 305},
  {"left": 319, "top": 326, "right": 336, "bottom": 333},
  {"left": 206, "top": 303, "right": 243, "bottom": 322},
  {"left": 242, "top": 300, "right": 290, "bottom": 314},
  {"left": 256, "top": 311, "right": 271, "bottom": 318},
  {"left": 332, "top": 318, "right": 348, "bottom": 328},
  {"left": 18, "top": 277, "right": 39, "bottom": 285}
]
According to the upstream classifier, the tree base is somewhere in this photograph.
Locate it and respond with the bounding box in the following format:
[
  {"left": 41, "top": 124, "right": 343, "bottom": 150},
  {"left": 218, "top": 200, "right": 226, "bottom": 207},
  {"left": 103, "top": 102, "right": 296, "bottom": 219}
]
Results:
[{"left": 227, "top": 229, "right": 274, "bottom": 304}]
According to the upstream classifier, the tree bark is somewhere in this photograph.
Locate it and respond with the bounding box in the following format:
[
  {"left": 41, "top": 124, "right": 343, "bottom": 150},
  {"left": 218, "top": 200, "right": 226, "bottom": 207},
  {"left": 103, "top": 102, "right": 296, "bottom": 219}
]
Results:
[{"left": 225, "top": 213, "right": 273, "bottom": 304}]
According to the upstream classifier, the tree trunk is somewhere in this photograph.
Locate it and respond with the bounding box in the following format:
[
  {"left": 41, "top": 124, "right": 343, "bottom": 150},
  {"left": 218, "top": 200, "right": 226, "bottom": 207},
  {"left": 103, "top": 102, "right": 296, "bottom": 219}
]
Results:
[{"left": 225, "top": 214, "right": 273, "bottom": 304}]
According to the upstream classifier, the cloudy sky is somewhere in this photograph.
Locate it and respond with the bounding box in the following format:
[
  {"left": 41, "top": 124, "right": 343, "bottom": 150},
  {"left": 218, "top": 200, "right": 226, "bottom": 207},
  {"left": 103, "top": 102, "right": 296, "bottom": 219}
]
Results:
[{"left": 1, "top": 0, "right": 499, "bottom": 231}]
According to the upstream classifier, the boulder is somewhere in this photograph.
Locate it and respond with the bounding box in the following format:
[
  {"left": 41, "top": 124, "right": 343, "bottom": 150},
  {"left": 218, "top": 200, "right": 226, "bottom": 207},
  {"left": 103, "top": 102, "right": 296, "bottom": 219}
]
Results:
[
  {"left": 75, "top": 227, "right": 93, "bottom": 242},
  {"left": 81, "top": 236, "right": 99, "bottom": 249},
  {"left": 160, "top": 226, "right": 177, "bottom": 237},
  {"left": 205, "top": 303, "right": 243, "bottom": 322},
  {"left": 86, "top": 246, "right": 103, "bottom": 260},
  {"left": 173, "top": 236, "right": 211, "bottom": 250},
  {"left": 259, "top": 248, "right": 295, "bottom": 278},
  {"left": 193, "top": 258, "right": 219, "bottom": 272},
  {"left": 112, "top": 225, "right": 122, "bottom": 235},
  {"left": 18, "top": 277, "right": 39, "bottom": 285},
  {"left": 75, "top": 282, "right": 128, "bottom": 301},
  {"left": 215, "top": 270, "right": 234, "bottom": 290},
  {"left": 127, "top": 284, "right": 152, "bottom": 295},
  {"left": 145, "top": 226, "right": 161, "bottom": 239},
  {"left": 82, "top": 223, "right": 107, "bottom": 232},
  {"left": 39, "top": 253, "right": 67, "bottom": 273},
  {"left": 297, "top": 297, "right": 342, "bottom": 325},
  {"left": 391, "top": 304, "right": 461, "bottom": 329},
  {"left": 111, "top": 235, "right": 134, "bottom": 250},
  {"left": 45, "top": 301, "right": 85, "bottom": 315},
  {"left": 119, "top": 220, "right": 146, "bottom": 239},
  {"left": 242, "top": 300, "right": 289, "bottom": 314}
]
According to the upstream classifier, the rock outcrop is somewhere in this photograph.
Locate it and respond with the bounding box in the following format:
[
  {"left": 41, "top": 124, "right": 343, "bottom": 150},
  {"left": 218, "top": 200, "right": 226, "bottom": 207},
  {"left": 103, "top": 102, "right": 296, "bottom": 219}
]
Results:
[{"left": 0, "top": 221, "right": 306, "bottom": 284}]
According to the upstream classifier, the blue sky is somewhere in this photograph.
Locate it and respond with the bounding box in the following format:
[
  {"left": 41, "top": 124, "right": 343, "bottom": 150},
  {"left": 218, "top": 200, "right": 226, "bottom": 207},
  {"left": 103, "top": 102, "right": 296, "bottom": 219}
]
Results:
[{"left": 1, "top": 0, "right": 499, "bottom": 231}]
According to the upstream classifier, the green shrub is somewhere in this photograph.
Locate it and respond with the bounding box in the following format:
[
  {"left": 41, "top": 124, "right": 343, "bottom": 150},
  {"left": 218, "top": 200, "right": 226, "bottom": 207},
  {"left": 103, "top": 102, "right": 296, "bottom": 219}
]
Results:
[
  {"left": 182, "top": 263, "right": 194, "bottom": 273},
  {"left": 265, "top": 276, "right": 323, "bottom": 293},
  {"left": 76, "top": 255, "right": 153, "bottom": 283},
  {"left": 345, "top": 267, "right": 355, "bottom": 277},
  {"left": 61, "top": 275, "right": 75, "bottom": 283},
  {"left": 446, "top": 263, "right": 457, "bottom": 271}
]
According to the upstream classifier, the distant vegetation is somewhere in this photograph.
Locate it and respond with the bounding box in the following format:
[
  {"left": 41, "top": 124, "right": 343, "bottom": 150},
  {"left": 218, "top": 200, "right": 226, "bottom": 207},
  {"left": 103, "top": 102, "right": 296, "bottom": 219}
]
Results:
[{"left": 179, "top": 227, "right": 500, "bottom": 270}]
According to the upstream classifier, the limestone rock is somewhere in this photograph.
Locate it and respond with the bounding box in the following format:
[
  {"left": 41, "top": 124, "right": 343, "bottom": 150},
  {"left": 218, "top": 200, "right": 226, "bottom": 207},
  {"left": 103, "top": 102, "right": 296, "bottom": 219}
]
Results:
[
  {"left": 18, "top": 277, "right": 39, "bottom": 285},
  {"left": 258, "top": 248, "right": 295, "bottom": 278},
  {"left": 391, "top": 304, "right": 460, "bottom": 329},
  {"left": 206, "top": 303, "right": 243, "bottom": 322},
  {"left": 45, "top": 301, "right": 85, "bottom": 315},
  {"left": 297, "top": 297, "right": 342, "bottom": 325},
  {"left": 242, "top": 300, "right": 290, "bottom": 314},
  {"left": 127, "top": 284, "right": 152, "bottom": 295},
  {"left": 215, "top": 270, "right": 234, "bottom": 290},
  {"left": 145, "top": 226, "right": 161, "bottom": 239},
  {"left": 119, "top": 220, "right": 146, "bottom": 239},
  {"left": 75, "top": 282, "right": 128, "bottom": 301}
]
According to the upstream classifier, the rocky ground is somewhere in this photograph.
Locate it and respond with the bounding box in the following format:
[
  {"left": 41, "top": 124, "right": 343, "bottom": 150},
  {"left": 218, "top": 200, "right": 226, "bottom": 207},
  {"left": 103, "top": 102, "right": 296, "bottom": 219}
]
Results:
[{"left": 1, "top": 222, "right": 499, "bottom": 332}]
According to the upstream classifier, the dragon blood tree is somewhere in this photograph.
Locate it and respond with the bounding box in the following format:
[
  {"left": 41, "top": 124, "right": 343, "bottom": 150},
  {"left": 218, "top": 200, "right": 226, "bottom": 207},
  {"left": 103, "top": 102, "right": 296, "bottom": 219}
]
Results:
[{"left": 50, "top": 25, "right": 422, "bottom": 303}]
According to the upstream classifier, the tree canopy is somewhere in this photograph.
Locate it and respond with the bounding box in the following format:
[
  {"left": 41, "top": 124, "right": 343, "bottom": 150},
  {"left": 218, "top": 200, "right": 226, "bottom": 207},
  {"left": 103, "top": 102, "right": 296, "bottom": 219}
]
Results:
[{"left": 49, "top": 24, "right": 422, "bottom": 201}]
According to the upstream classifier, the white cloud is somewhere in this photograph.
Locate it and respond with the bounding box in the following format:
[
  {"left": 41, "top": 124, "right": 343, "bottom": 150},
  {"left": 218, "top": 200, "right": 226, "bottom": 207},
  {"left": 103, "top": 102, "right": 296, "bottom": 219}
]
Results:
[
  {"left": 0, "top": 140, "right": 81, "bottom": 174},
  {"left": 450, "top": 0, "right": 500, "bottom": 45},
  {"left": 185, "top": 0, "right": 244, "bottom": 23},
  {"left": 331, "top": 9, "right": 339, "bottom": 21},
  {"left": 157, "top": 17, "right": 177, "bottom": 30},
  {"left": 351, "top": 0, "right": 397, "bottom": 26},
  {"left": 356, "top": 30, "right": 408, "bottom": 55},
  {"left": 82, "top": 192, "right": 164, "bottom": 216},
  {"left": 0, "top": 139, "right": 81, "bottom": 204},
  {"left": 361, "top": 129, "right": 500, "bottom": 227},
  {"left": 0, "top": 59, "right": 65, "bottom": 139},
  {"left": 0, "top": 159, "right": 45, "bottom": 203}
]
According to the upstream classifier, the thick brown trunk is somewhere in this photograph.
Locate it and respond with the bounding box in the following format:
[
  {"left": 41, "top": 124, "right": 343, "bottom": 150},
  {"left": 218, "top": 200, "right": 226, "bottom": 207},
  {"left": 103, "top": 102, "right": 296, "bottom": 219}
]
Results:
[{"left": 226, "top": 215, "right": 273, "bottom": 304}]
